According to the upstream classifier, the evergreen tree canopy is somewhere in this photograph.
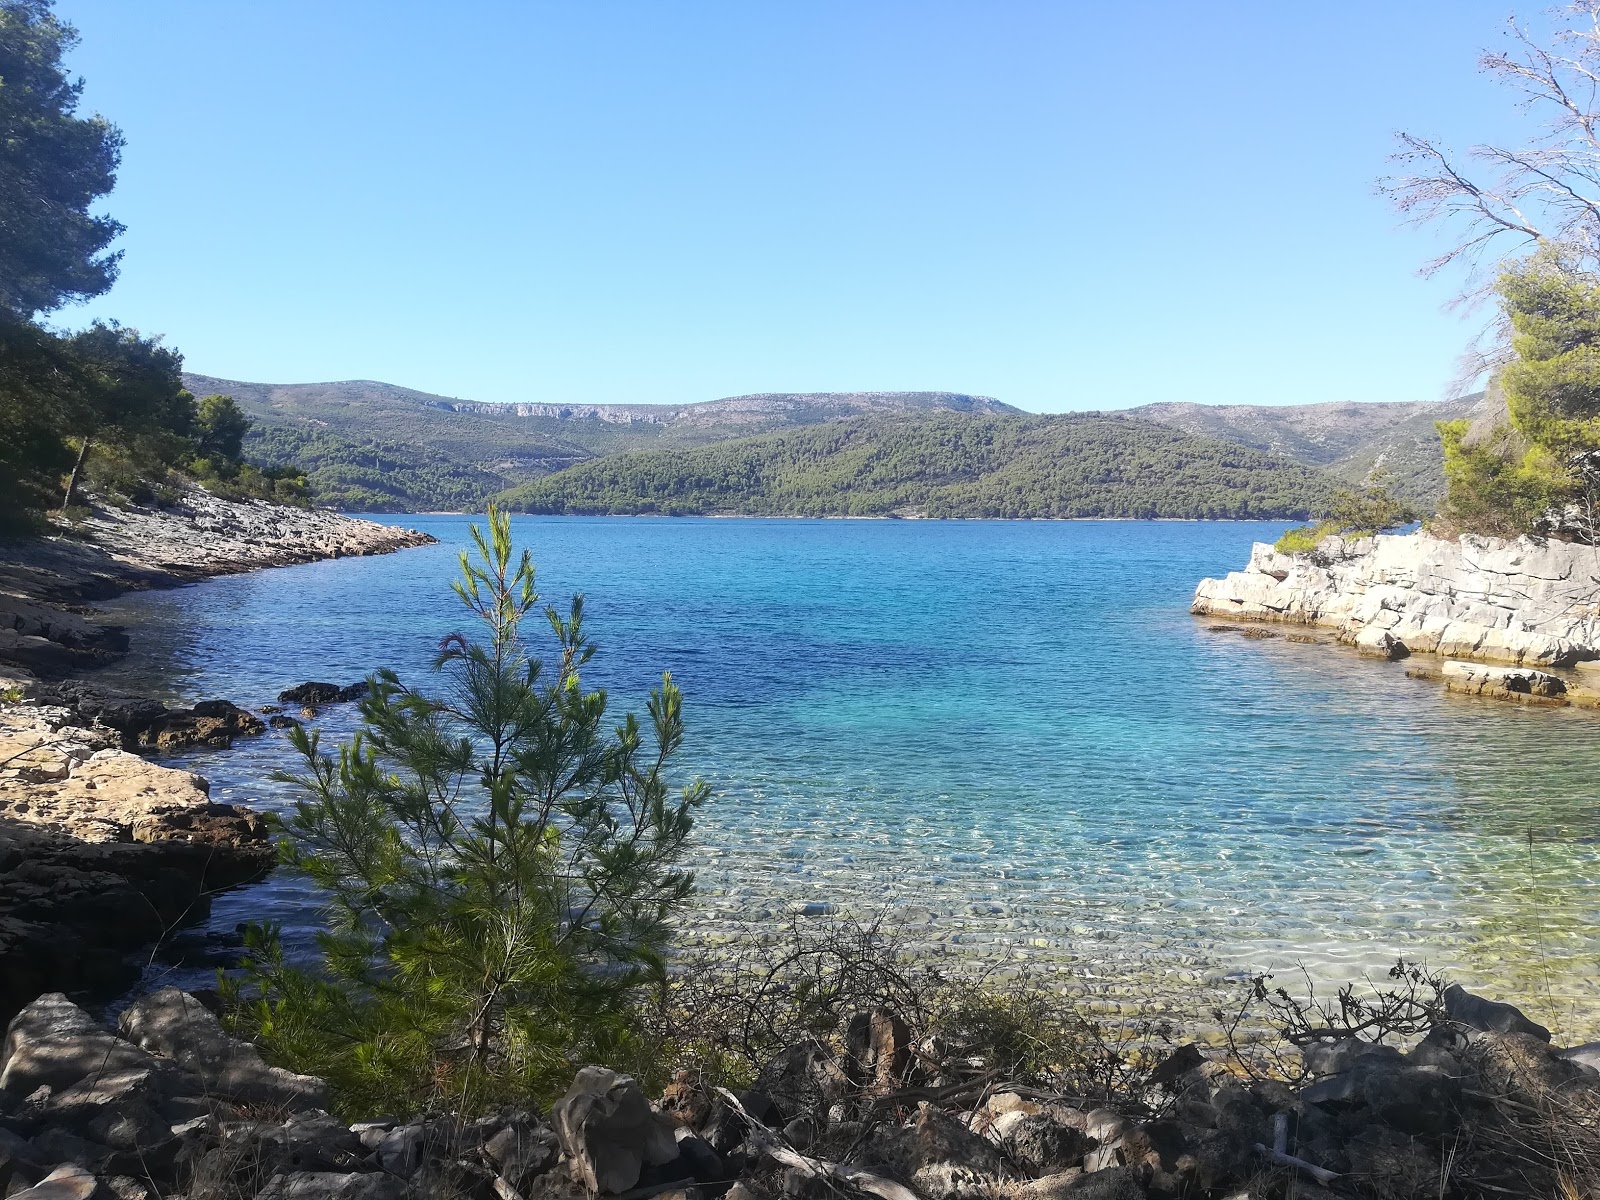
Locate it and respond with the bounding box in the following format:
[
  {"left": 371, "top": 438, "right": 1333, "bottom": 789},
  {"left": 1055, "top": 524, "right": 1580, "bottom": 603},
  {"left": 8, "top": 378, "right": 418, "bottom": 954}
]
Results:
[
  {"left": 1435, "top": 249, "right": 1600, "bottom": 541},
  {"left": 194, "top": 392, "right": 251, "bottom": 466},
  {"left": 0, "top": 0, "right": 124, "bottom": 319},
  {"left": 226, "top": 508, "right": 707, "bottom": 1112}
]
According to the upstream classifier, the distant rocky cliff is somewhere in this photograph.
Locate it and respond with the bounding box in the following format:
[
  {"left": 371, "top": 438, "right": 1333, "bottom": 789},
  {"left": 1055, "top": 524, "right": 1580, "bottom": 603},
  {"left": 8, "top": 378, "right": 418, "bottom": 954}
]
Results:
[
  {"left": 1192, "top": 532, "right": 1600, "bottom": 667},
  {"left": 430, "top": 391, "right": 1018, "bottom": 426}
]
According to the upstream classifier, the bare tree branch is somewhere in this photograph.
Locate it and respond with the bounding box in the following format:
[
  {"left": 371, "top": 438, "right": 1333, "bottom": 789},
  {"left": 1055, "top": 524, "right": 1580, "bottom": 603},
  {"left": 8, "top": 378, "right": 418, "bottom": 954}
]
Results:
[{"left": 1379, "top": 3, "right": 1600, "bottom": 293}]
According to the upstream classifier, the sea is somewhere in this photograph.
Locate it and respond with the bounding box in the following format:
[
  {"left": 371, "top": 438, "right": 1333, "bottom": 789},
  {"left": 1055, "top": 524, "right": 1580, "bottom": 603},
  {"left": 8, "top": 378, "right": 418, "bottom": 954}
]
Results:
[{"left": 92, "top": 516, "right": 1600, "bottom": 1032}]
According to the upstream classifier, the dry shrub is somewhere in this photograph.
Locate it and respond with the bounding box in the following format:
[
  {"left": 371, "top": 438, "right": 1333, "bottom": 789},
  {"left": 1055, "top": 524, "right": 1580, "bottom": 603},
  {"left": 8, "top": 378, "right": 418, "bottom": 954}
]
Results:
[{"left": 646, "top": 913, "right": 1182, "bottom": 1112}]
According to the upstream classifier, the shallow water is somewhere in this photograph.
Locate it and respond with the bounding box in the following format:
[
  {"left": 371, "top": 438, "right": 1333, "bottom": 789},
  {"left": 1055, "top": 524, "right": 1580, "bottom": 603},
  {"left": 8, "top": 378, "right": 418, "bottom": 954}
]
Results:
[{"left": 93, "top": 517, "right": 1600, "bottom": 1032}]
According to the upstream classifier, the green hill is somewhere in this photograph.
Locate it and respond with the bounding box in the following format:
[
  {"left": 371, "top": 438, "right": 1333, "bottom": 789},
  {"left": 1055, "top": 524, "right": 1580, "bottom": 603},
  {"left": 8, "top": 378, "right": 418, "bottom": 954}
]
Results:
[
  {"left": 495, "top": 413, "right": 1340, "bottom": 519},
  {"left": 184, "top": 374, "right": 1019, "bottom": 510}
]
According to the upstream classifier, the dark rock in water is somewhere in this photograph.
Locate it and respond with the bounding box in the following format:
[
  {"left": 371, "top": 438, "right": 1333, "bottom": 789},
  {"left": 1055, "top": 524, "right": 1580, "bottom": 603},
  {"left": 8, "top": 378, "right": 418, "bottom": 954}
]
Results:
[
  {"left": 1443, "top": 984, "right": 1552, "bottom": 1041},
  {"left": 269, "top": 714, "right": 301, "bottom": 730},
  {"left": 141, "top": 700, "right": 265, "bottom": 753},
  {"left": 277, "top": 681, "right": 369, "bottom": 705},
  {"left": 277, "top": 682, "right": 341, "bottom": 705}
]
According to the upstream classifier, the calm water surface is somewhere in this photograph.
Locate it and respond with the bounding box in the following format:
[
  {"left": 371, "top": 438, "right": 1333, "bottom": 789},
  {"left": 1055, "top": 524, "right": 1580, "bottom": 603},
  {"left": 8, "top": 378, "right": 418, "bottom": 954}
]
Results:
[{"left": 95, "top": 518, "right": 1600, "bottom": 1030}]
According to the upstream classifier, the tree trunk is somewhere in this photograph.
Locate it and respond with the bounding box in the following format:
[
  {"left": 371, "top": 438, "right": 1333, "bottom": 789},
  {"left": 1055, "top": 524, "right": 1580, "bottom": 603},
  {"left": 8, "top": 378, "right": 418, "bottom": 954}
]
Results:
[{"left": 59, "top": 437, "right": 91, "bottom": 517}]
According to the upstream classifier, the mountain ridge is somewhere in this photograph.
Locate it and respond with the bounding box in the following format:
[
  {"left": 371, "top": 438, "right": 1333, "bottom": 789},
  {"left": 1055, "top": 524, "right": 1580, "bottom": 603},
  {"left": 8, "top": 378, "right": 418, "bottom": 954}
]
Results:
[{"left": 187, "top": 371, "right": 1468, "bottom": 512}]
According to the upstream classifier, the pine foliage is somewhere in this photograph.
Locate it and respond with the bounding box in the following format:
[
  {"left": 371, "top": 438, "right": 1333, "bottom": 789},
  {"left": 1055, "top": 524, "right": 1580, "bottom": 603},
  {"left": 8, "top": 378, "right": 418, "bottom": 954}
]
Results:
[{"left": 225, "top": 507, "right": 707, "bottom": 1114}]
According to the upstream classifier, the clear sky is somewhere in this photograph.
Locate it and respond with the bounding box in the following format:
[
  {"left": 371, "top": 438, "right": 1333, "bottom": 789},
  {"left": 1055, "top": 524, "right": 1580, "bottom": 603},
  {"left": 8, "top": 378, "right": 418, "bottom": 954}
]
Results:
[{"left": 53, "top": 0, "right": 1529, "bottom": 412}]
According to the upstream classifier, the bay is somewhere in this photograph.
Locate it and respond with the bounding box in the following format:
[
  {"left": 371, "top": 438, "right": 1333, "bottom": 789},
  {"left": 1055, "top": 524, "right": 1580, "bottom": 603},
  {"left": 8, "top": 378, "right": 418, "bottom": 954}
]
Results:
[{"left": 94, "top": 516, "right": 1600, "bottom": 1031}]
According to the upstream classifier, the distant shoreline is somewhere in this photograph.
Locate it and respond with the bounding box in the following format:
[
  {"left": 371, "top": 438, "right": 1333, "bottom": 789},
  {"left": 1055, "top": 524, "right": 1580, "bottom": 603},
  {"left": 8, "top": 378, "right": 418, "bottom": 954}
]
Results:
[{"left": 358, "top": 510, "right": 1298, "bottom": 524}]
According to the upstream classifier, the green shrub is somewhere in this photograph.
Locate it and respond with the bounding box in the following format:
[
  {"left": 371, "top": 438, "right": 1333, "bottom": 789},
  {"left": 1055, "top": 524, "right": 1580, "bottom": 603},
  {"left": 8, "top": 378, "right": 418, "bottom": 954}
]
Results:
[
  {"left": 1273, "top": 521, "right": 1334, "bottom": 554},
  {"left": 224, "top": 507, "right": 707, "bottom": 1115}
]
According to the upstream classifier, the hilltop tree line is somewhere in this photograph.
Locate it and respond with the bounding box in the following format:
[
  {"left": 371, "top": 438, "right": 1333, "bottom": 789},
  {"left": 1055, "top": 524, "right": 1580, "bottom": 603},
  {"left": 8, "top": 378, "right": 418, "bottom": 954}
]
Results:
[{"left": 497, "top": 413, "right": 1340, "bottom": 520}]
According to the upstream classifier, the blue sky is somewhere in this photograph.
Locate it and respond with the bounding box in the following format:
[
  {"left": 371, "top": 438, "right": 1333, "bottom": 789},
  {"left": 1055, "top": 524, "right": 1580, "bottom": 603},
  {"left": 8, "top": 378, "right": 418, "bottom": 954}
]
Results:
[{"left": 55, "top": 1, "right": 1527, "bottom": 411}]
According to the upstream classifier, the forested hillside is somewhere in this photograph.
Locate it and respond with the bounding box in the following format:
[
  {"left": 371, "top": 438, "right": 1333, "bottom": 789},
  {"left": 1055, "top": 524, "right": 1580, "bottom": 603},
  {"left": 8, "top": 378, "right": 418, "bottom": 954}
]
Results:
[
  {"left": 190, "top": 374, "right": 1021, "bottom": 509},
  {"left": 495, "top": 413, "right": 1339, "bottom": 519},
  {"left": 1129, "top": 395, "right": 1483, "bottom": 504}
]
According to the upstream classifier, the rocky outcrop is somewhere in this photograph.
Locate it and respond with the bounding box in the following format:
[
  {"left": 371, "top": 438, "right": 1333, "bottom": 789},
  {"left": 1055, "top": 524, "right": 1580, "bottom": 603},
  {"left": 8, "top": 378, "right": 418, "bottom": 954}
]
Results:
[
  {"left": 30, "top": 682, "right": 268, "bottom": 752},
  {"left": 2, "top": 984, "right": 1596, "bottom": 1200},
  {"left": 0, "top": 491, "right": 434, "bottom": 685},
  {"left": 1192, "top": 531, "right": 1600, "bottom": 667},
  {"left": 0, "top": 705, "right": 274, "bottom": 1024},
  {"left": 275, "top": 681, "right": 369, "bottom": 706}
]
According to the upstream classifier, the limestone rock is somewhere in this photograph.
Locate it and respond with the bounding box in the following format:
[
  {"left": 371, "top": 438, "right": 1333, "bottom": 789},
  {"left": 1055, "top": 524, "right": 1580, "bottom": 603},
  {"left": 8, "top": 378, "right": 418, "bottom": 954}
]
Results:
[
  {"left": 1439, "top": 660, "right": 1567, "bottom": 703},
  {"left": 551, "top": 1067, "right": 679, "bottom": 1194},
  {"left": 8, "top": 1163, "right": 100, "bottom": 1200},
  {"left": 1192, "top": 532, "right": 1600, "bottom": 667},
  {"left": 117, "top": 990, "right": 328, "bottom": 1110},
  {"left": 864, "top": 1103, "right": 1016, "bottom": 1200},
  {"left": 0, "top": 994, "right": 158, "bottom": 1097}
]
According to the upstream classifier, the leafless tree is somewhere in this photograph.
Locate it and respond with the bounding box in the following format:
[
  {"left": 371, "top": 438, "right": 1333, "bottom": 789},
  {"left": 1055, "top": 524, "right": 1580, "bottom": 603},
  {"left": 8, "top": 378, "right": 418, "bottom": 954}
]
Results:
[{"left": 1381, "top": 2, "right": 1600, "bottom": 288}]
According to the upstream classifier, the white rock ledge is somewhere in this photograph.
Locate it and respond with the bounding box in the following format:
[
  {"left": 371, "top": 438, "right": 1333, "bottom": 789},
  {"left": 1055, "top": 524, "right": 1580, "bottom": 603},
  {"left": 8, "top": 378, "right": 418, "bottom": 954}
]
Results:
[{"left": 1192, "top": 532, "right": 1600, "bottom": 667}]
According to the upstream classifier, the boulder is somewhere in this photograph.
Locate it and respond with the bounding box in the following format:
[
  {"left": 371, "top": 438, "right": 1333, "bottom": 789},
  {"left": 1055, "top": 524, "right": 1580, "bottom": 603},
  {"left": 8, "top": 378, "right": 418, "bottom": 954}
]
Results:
[
  {"left": 863, "top": 1103, "right": 1016, "bottom": 1200},
  {"left": 1466, "top": 1031, "right": 1594, "bottom": 1100},
  {"left": 117, "top": 990, "right": 328, "bottom": 1110},
  {"left": 1443, "top": 984, "right": 1551, "bottom": 1040},
  {"left": 1559, "top": 1042, "right": 1600, "bottom": 1074},
  {"left": 989, "top": 1111, "right": 1092, "bottom": 1176},
  {"left": 844, "top": 1009, "right": 912, "bottom": 1095},
  {"left": 551, "top": 1067, "right": 680, "bottom": 1194},
  {"left": 276, "top": 683, "right": 341, "bottom": 705},
  {"left": 482, "top": 1120, "right": 560, "bottom": 1192},
  {"left": 141, "top": 700, "right": 266, "bottom": 753},
  {"left": 8, "top": 1163, "right": 99, "bottom": 1200},
  {"left": 1439, "top": 661, "right": 1567, "bottom": 703},
  {"left": 1040, "top": 1166, "right": 1147, "bottom": 1199},
  {"left": 0, "top": 994, "right": 158, "bottom": 1097},
  {"left": 1301, "top": 1038, "right": 1404, "bottom": 1077},
  {"left": 753, "top": 1041, "right": 852, "bottom": 1122}
]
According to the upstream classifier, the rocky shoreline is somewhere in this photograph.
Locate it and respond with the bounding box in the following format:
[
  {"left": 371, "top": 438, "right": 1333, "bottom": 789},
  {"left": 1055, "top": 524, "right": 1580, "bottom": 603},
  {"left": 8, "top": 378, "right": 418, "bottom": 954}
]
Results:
[
  {"left": 0, "top": 492, "right": 435, "bottom": 1024},
  {"left": 1192, "top": 531, "right": 1600, "bottom": 708},
  {"left": 0, "top": 491, "right": 435, "bottom": 687},
  {"left": 0, "top": 705, "right": 275, "bottom": 1027}
]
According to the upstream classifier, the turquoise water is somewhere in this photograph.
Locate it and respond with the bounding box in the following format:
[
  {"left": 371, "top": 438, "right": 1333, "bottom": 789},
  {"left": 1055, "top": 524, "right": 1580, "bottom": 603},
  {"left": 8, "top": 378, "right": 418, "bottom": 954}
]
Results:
[{"left": 95, "top": 517, "right": 1600, "bottom": 1030}]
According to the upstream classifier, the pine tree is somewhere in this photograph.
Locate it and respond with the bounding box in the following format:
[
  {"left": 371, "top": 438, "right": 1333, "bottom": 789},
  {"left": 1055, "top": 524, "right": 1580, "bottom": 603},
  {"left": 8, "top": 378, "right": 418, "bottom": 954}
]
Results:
[{"left": 227, "top": 506, "right": 707, "bottom": 1113}]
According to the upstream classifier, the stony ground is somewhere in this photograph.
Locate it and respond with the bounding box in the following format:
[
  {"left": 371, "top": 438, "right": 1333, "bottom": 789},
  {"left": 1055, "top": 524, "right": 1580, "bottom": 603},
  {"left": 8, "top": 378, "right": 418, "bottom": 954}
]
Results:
[{"left": 0, "top": 982, "right": 1597, "bottom": 1199}]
